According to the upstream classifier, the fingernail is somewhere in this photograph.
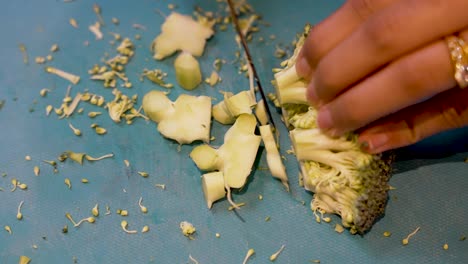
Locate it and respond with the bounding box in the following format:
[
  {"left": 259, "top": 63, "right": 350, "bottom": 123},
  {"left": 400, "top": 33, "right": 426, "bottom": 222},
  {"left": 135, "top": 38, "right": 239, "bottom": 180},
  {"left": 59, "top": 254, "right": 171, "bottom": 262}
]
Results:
[
  {"left": 296, "top": 56, "right": 312, "bottom": 78},
  {"left": 317, "top": 107, "right": 333, "bottom": 131}
]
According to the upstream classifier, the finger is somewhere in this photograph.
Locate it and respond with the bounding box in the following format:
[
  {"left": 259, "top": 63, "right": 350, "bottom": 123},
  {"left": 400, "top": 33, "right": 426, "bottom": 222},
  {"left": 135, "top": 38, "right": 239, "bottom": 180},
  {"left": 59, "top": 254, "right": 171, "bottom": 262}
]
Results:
[
  {"left": 358, "top": 87, "right": 468, "bottom": 154},
  {"left": 295, "top": 0, "right": 398, "bottom": 79},
  {"left": 316, "top": 35, "right": 458, "bottom": 135},
  {"left": 312, "top": 0, "right": 468, "bottom": 104}
]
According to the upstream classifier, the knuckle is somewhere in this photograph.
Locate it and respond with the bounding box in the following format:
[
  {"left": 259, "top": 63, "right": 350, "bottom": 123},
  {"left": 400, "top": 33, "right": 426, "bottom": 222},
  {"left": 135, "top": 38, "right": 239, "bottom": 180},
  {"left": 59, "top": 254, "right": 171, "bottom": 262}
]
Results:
[
  {"left": 400, "top": 120, "right": 422, "bottom": 145},
  {"left": 314, "top": 61, "right": 341, "bottom": 100},
  {"left": 349, "top": 0, "right": 377, "bottom": 20},
  {"left": 302, "top": 28, "right": 329, "bottom": 63},
  {"left": 362, "top": 13, "right": 401, "bottom": 52},
  {"left": 441, "top": 108, "right": 465, "bottom": 129},
  {"left": 393, "top": 59, "right": 428, "bottom": 97}
]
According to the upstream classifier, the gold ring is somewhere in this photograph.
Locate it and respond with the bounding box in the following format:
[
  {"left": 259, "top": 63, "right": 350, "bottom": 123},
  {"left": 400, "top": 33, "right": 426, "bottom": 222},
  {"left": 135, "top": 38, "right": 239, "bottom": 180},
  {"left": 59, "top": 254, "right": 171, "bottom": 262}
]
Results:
[{"left": 446, "top": 35, "right": 468, "bottom": 89}]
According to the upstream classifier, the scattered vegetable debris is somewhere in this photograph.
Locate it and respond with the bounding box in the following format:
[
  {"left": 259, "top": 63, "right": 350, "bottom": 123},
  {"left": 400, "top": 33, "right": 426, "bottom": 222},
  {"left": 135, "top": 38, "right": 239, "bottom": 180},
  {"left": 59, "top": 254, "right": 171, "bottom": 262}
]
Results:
[
  {"left": 64, "top": 178, "right": 72, "bottom": 189},
  {"left": 228, "top": 202, "right": 246, "bottom": 211},
  {"left": 69, "top": 18, "right": 78, "bottom": 28},
  {"left": 92, "top": 204, "right": 99, "bottom": 217},
  {"left": 17, "top": 201, "right": 24, "bottom": 220},
  {"left": 85, "top": 153, "right": 114, "bottom": 161},
  {"left": 269, "top": 245, "right": 285, "bottom": 262},
  {"left": 89, "top": 22, "right": 103, "bottom": 40},
  {"left": 242, "top": 248, "right": 255, "bottom": 264},
  {"left": 119, "top": 210, "right": 129, "bottom": 216},
  {"left": 334, "top": 224, "right": 345, "bottom": 234},
  {"left": 40, "top": 88, "right": 50, "bottom": 97},
  {"left": 50, "top": 44, "right": 59, "bottom": 52},
  {"left": 18, "top": 44, "right": 28, "bottom": 64},
  {"left": 65, "top": 213, "right": 76, "bottom": 226},
  {"left": 155, "top": 184, "right": 166, "bottom": 190},
  {"left": 121, "top": 220, "right": 137, "bottom": 234},
  {"left": 180, "top": 221, "right": 196, "bottom": 238},
  {"left": 45, "top": 66, "right": 80, "bottom": 84},
  {"left": 88, "top": 111, "right": 101, "bottom": 118},
  {"left": 4, "top": 225, "right": 12, "bottom": 234},
  {"left": 11, "top": 178, "right": 18, "bottom": 192},
  {"left": 189, "top": 255, "right": 199, "bottom": 264},
  {"left": 94, "top": 126, "right": 107, "bottom": 135},
  {"left": 402, "top": 227, "right": 421, "bottom": 245},
  {"left": 93, "top": 3, "right": 105, "bottom": 26},
  {"left": 74, "top": 216, "right": 95, "bottom": 227},
  {"left": 137, "top": 171, "right": 149, "bottom": 178},
  {"left": 205, "top": 71, "right": 220, "bottom": 86},
  {"left": 19, "top": 256, "right": 31, "bottom": 264},
  {"left": 140, "top": 68, "right": 173, "bottom": 88},
  {"left": 35, "top": 56, "right": 46, "bottom": 64},
  {"left": 138, "top": 197, "right": 148, "bottom": 213}
]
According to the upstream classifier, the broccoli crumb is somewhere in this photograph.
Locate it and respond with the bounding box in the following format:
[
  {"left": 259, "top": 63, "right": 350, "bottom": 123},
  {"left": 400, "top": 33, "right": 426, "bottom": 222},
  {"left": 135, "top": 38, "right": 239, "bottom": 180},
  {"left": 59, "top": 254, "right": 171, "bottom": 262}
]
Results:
[{"left": 180, "top": 221, "right": 196, "bottom": 238}]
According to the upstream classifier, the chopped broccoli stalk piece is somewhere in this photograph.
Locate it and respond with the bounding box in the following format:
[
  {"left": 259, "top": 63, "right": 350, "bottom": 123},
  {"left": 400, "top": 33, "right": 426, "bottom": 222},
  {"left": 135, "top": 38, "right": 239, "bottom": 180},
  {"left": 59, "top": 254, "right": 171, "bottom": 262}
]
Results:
[
  {"left": 190, "top": 144, "right": 220, "bottom": 171},
  {"left": 212, "top": 99, "right": 236, "bottom": 125},
  {"left": 259, "top": 124, "right": 289, "bottom": 191},
  {"left": 212, "top": 91, "right": 257, "bottom": 125},
  {"left": 274, "top": 72, "right": 308, "bottom": 105},
  {"left": 190, "top": 114, "right": 261, "bottom": 189},
  {"left": 151, "top": 12, "right": 214, "bottom": 60},
  {"left": 254, "top": 99, "right": 269, "bottom": 126},
  {"left": 224, "top": 90, "right": 257, "bottom": 117},
  {"left": 201, "top": 171, "right": 226, "bottom": 208},
  {"left": 142, "top": 90, "right": 211, "bottom": 144},
  {"left": 174, "top": 52, "right": 202, "bottom": 90}
]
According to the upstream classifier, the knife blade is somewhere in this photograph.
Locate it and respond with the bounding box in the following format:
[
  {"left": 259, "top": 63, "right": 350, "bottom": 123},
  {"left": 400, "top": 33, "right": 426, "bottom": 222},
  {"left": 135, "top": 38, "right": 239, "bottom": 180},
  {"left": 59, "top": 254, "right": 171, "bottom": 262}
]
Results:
[{"left": 226, "top": 0, "right": 277, "bottom": 130}]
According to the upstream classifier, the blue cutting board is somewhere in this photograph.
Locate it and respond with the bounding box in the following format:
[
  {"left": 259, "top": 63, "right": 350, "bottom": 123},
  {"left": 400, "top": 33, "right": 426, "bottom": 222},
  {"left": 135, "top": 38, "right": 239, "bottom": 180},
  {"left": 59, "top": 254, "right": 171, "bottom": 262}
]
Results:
[{"left": 0, "top": 1, "right": 467, "bottom": 263}]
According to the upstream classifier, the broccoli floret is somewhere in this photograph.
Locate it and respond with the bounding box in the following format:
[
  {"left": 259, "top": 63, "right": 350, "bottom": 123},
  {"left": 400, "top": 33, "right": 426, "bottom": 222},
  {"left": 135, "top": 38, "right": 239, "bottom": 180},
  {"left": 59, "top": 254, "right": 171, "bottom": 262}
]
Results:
[
  {"left": 287, "top": 108, "right": 318, "bottom": 129},
  {"left": 294, "top": 135, "right": 392, "bottom": 234},
  {"left": 274, "top": 25, "right": 393, "bottom": 234}
]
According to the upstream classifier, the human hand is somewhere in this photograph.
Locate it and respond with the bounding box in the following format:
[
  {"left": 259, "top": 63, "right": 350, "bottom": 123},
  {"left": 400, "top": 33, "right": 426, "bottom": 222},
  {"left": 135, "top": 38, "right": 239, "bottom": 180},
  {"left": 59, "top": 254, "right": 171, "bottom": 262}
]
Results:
[{"left": 296, "top": 0, "right": 468, "bottom": 153}]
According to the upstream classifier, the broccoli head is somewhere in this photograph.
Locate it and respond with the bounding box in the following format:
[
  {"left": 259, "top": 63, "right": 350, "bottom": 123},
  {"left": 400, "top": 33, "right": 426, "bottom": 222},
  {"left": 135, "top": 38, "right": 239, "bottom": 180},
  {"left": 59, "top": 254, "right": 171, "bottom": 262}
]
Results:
[{"left": 274, "top": 25, "right": 393, "bottom": 234}]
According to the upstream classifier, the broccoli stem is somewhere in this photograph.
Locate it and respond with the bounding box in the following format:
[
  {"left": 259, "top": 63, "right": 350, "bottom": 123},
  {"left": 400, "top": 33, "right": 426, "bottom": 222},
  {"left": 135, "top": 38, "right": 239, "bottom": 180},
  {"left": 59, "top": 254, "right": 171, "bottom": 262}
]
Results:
[
  {"left": 290, "top": 128, "right": 358, "bottom": 152},
  {"left": 274, "top": 65, "right": 300, "bottom": 89},
  {"left": 274, "top": 65, "right": 309, "bottom": 105},
  {"left": 275, "top": 80, "right": 308, "bottom": 105}
]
